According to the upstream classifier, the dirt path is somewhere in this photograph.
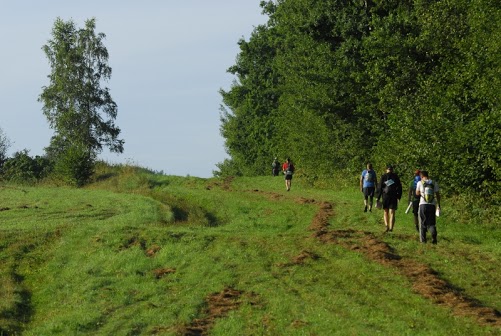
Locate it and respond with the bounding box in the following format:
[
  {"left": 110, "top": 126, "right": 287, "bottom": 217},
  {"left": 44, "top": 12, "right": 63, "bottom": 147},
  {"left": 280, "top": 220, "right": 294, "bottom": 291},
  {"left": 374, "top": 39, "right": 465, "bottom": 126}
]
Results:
[
  {"left": 180, "top": 185, "right": 500, "bottom": 332},
  {"left": 306, "top": 199, "right": 501, "bottom": 328}
]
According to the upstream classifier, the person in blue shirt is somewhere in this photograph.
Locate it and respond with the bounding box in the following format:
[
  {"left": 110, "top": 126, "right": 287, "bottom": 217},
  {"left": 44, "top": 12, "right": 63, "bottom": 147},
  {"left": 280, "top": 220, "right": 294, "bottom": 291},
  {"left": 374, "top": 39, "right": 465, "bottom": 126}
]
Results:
[{"left": 360, "top": 163, "right": 378, "bottom": 212}]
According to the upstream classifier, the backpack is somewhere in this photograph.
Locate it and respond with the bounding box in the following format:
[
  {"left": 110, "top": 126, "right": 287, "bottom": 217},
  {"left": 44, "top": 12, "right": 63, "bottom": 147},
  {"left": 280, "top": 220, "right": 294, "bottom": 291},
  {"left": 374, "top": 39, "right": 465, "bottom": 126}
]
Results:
[
  {"left": 422, "top": 180, "right": 435, "bottom": 203},
  {"left": 383, "top": 174, "right": 398, "bottom": 195},
  {"left": 286, "top": 163, "right": 294, "bottom": 175},
  {"left": 411, "top": 176, "right": 421, "bottom": 199}
]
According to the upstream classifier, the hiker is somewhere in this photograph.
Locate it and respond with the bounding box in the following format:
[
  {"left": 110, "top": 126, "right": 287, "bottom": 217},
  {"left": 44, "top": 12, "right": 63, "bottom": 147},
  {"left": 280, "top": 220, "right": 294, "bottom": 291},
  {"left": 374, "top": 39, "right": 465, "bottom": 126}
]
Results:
[
  {"left": 376, "top": 164, "right": 402, "bottom": 232},
  {"left": 282, "top": 158, "right": 295, "bottom": 191},
  {"left": 407, "top": 170, "right": 421, "bottom": 232},
  {"left": 272, "top": 157, "right": 280, "bottom": 176},
  {"left": 360, "top": 163, "right": 377, "bottom": 212},
  {"left": 415, "top": 170, "right": 441, "bottom": 244}
]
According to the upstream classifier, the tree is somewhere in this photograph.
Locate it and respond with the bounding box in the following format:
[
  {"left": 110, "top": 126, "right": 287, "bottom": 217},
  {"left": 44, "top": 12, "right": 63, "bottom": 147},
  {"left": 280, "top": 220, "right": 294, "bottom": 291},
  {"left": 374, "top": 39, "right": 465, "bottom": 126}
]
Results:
[
  {"left": 39, "top": 18, "right": 123, "bottom": 186},
  {"left": 219, "top": 21, "right": 281, "bottom": 176},
  {"left": 0, "top": 127, "right": 11, "bottom": 169}
]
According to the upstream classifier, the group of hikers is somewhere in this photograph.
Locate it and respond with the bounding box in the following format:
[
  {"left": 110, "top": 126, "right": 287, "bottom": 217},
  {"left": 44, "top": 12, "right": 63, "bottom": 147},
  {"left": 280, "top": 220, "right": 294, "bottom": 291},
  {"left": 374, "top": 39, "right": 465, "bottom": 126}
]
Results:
[
  {"left": 360, "top": 163, "right": 441, "bottom": 244},
  {"left": 272, "top": 157, "right": 295, "bottom": 191},
  {"left": 271, "top": 158, "right": 441, "bottom": 244}
]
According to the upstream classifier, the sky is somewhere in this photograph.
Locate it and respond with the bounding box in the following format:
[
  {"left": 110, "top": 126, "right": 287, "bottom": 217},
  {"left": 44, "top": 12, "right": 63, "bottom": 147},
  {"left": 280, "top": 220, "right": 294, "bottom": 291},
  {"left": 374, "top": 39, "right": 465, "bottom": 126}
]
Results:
[{"left": 0, "top": 1, "right": 268, "bottom": 178}]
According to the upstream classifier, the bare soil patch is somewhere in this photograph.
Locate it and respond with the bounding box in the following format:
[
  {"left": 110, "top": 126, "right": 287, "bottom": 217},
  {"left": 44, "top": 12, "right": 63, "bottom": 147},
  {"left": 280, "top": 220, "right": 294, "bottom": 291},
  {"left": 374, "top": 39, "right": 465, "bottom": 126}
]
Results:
[
  {"left": 177, "top": 288, "right": 257, "bottom": 336},
  {"left": 308, "top": 200, "right": 501, "bottom": 328},
  {"left": 153, "top": 268, "right": 176, "bottom": 279}
]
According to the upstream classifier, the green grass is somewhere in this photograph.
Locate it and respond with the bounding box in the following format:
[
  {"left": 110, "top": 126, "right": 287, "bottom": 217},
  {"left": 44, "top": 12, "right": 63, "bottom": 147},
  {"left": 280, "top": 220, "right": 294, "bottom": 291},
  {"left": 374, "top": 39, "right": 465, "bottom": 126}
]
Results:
[{"left": 0, "top": 167, "right": 499, "bottom": 335}]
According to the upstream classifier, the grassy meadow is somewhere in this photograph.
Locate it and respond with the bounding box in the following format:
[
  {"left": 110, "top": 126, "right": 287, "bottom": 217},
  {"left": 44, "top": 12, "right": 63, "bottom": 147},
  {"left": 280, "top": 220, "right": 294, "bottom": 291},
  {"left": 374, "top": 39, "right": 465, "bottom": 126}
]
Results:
[{"left": 0, "top": 164, "right": 499, "bottom": 335}]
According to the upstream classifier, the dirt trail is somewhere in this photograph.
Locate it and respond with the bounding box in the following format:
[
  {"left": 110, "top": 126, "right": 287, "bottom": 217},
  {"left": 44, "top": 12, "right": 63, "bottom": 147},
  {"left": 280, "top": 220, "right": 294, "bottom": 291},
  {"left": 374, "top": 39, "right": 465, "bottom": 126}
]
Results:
[
  {"left": 195, "top": 185, "right": 500, "bottom": 329},
  {"left": 178, "top": 288, "right": 255, "bottom": 336},
  {"left": 307, "top": 199, "right": 501, "bottom": 328}
]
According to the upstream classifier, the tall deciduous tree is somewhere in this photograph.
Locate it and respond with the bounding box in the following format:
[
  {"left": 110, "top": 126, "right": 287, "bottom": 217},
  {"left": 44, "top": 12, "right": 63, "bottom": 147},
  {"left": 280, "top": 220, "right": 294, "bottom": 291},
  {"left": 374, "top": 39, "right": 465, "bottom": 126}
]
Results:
[
  {"left": 0, "top": 127, "right": 11, "bottom": 168},
  {"left": 39, "top": 18, "right": 123, "bottom": 186}
]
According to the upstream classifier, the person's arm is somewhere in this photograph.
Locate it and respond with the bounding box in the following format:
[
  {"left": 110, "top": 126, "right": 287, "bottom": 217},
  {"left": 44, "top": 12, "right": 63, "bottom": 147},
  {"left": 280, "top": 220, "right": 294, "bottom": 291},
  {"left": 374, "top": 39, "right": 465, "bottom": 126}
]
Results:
[
  {"left": 396, "top": 176, "right": 403, "bottom": 200},
  {"left": 360, "top": 175, "right": 363, "bottom": 191},
  {"left": 415, "top": 182, "right": 422, "bottom": 197},
  {"left": 376, "top": 176, "right": 383, "bottom": 200}
]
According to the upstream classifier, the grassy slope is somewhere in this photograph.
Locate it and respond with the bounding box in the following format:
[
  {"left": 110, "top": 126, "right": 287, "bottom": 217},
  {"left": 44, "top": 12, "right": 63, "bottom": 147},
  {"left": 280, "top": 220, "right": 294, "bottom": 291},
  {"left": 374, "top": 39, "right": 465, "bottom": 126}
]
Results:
[{"left": 0, "top": 167, "right": 499, "bottom": 335}]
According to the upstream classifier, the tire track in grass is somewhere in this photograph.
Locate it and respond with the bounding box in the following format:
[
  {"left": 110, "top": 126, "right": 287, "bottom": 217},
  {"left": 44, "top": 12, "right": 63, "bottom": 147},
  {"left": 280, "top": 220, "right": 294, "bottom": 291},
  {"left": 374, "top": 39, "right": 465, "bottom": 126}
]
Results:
[
  {"left": 307, "top": 199, "right": 501, "bottom": 328},
  {"left": 247, "top": 190, "right": 500, "bottom": 327},
  {"left": 151, "top": 288, "right": 259, "bottom": 336}
]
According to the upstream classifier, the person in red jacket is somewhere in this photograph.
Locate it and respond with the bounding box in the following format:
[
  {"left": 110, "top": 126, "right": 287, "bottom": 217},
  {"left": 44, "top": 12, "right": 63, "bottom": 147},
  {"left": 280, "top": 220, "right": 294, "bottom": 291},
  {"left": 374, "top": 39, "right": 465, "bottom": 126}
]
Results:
[{"left": 282, "top": 158, "right": 295, "bottom": 191}]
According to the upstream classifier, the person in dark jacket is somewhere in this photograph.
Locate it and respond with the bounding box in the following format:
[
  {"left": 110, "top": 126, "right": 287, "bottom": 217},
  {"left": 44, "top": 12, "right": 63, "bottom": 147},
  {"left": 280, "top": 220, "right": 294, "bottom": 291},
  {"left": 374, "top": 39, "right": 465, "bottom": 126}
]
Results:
[
  {"left": 376, "top": 164, "right": 402, "bottom": 232},
  {"left": 272, "top": 158, "right": 280, "bottom": 176},
  {"left": 407, "top": 169, "right": 421, "bottom": 232}
]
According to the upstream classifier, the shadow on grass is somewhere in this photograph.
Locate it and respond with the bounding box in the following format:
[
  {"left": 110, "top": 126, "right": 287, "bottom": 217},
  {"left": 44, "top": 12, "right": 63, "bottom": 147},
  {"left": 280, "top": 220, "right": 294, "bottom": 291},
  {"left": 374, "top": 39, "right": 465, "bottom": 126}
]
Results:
[{"left": 0, "top": 272, "right": 34, "bottom": 335}]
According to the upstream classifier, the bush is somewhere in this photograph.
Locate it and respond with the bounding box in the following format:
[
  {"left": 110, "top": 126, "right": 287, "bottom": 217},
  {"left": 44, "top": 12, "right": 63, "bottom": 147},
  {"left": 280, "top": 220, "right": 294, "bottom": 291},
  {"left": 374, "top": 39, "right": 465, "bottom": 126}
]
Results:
[{"left": 2, "top": 150, "right": 53, "bottom": 184}]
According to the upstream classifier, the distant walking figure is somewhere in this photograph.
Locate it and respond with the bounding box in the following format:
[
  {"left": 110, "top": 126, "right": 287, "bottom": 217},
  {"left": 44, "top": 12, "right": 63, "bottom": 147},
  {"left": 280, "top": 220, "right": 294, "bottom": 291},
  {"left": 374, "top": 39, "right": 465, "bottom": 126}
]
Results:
[
  {"left": 282, "top": 158, "right": 295, "bottom": 191},
  {"left": 407, "top": 170, "right": 421, "bottom": 232},
  {"left": 360, "top": 163, "right": 377, "bottom": 212},
  {"left": 272, "top": 157, "right": 280, "bottom": 176}
]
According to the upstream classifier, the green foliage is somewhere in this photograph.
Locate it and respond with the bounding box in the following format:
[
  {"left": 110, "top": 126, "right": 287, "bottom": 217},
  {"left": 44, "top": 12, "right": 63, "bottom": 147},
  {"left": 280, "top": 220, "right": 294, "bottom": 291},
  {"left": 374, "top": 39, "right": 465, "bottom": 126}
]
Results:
[
  {"left": 220, "top": 22, "right": 282, "bottom": 176},
  {"left": 52, "top": 145, "right": 95, "bottom": 187},
  {"left": 219, "top": 0, "right": 500, "bottom": 209},
  {"left": 39, "top": 17, "right": 124, "bottom": 186},
  {"left": 213, "top": 158, "right": 243, "bottom": 178},
  {"left": 2, "top": 150, "right": 53, "bottom": 184},
  {"left": 0, "top": 127, "right": 11, "bottom": 168}
]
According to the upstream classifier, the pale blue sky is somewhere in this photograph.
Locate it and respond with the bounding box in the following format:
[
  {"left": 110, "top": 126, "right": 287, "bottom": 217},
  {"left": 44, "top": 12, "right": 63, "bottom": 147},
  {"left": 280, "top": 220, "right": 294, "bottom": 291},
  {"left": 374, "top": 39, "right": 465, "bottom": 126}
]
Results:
[{"left": 0, "top": 1, "right": 268, "bottom": 177}]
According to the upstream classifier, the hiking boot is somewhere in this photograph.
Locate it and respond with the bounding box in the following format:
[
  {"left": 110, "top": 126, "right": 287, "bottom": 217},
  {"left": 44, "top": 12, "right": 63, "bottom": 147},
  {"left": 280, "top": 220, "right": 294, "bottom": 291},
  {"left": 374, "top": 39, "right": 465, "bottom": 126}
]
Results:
[{"left": 432, "top": 239, "right": 437, "bottom": 244}]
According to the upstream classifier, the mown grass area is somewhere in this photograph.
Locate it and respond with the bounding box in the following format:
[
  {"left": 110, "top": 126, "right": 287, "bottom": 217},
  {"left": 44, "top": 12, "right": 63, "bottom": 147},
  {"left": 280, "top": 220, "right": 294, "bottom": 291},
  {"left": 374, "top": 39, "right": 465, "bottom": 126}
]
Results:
[{"left": 0, "top": 165, "right": 499, "bottom": 335}]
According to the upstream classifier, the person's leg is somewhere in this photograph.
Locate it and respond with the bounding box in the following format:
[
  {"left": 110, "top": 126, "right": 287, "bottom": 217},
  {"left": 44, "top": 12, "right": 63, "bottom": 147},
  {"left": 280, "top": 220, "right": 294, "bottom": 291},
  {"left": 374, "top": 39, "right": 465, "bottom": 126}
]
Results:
[
  {"left": 383, "top": 208, "right": 389, "bottom": 231},
  {"left": 413, "top": 214, "right": 419, "bottom": 232},
  {"left": 363, "top": 194, "right": 368, "bottom": 212},
  {"left": 418, "top": 205, "right": 427, "bottom": 243},
  {"left": 369, "top": 187, "right": 375, "bottom": 211},
  {"left": 412, "top": 200, "right": 420, "bottom": 232},
  {"left": 427, "top": 205, "right": 437, "bottom": 243},
  {"left": 388, "top": 208, "right": 396, "bottom": 231},
  {"left": 285, "top": 176, "right": 291, "bottom": 191}
]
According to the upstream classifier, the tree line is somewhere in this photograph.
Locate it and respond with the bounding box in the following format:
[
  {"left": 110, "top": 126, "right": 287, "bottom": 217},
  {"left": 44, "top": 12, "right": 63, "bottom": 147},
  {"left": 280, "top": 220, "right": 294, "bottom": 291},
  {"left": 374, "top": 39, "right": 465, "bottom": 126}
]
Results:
[
  {"left": 217, "top": 0, "right": 500, "bottom": 205},
  {"left": 0, "top": 18, "right": 123, "bottom": 186}
]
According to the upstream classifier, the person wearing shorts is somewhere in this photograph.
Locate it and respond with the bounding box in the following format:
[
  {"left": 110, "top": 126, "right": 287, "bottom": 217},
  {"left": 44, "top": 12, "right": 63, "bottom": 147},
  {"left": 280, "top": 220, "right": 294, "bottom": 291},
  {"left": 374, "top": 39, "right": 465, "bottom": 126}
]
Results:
[
  {"left": 360, "top": 163, "right": 377, "bottom": 212},
  {"left": 376, "top": 165, "right": 402, "bottom": 232},
  {"left": 282, "top": 158, "right": 295, "bottom": 191}
]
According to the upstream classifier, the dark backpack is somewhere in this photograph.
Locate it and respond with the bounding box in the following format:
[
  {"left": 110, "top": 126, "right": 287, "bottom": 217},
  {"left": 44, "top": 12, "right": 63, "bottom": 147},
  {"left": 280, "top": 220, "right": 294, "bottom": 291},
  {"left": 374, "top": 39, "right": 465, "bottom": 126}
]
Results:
[
  {"left": 383, "top": 175, "right": 397, "bottom": 195},
  {"left": 286, "top": 163, "right": 294, "bottom": 175}
]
